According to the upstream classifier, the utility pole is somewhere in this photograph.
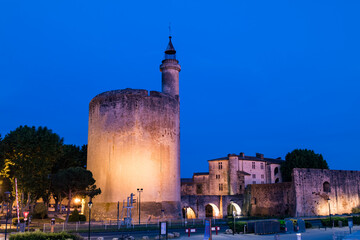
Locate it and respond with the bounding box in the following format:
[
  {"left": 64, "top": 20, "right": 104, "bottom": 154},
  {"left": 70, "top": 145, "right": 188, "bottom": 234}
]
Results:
[{"left": 117, "top": 201, "right": 119, "bottom": 226}]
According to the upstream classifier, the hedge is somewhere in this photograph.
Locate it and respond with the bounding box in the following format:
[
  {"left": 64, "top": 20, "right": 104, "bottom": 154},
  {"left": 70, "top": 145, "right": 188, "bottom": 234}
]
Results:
[
  {"left": 352, "top": 216, "right": 360, "bottom": 225},
  {"left": 12, "top": 217, "right": 27, "bottom": 226},
  {"left": 321, "top": 217, "right": 349, "bottom": 227},
  {"left": 227, "top": 220, "right": 247, "bottom": 233},
  {"left": 9, "top": 232, "right": 83, "bottom": 240}
]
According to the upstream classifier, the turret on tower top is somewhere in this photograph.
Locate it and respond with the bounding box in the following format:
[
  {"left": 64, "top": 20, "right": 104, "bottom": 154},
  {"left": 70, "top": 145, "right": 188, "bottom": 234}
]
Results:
[
  {"left": 160, "top": 36, "right": 181, "bottom": 98},
  {"left": 164, "top": 36, "right": 177, "bottom": 60}
]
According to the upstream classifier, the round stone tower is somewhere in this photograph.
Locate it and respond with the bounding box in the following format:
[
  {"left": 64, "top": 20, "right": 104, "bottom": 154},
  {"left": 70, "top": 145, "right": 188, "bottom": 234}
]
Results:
[
  {"left": 87, "top": 37, "right": 181, "bottom": 221},
  {"left": 160, "top": 36, "right": 181, "bottom": 98}
]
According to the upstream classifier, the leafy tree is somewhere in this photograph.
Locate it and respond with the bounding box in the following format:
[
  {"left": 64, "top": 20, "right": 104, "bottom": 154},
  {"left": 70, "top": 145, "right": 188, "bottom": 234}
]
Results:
[
  {"left": 281, "top": 149, "right": 329, "bottom": 182},
  {"left": 51, "top": 167, "right": 101, "bottom": 222},
  {"left": 0, "top": 136, "right": 12, "bottom": 207},
  {"left": 0, "top": 126, "right": 63, "bottom": 211},
  {"left": 79, "top": 144, "right": 87, "bottom": 168},
  {"left": 51, "top": 144, "right": 87, "bottom": 212},
  {"left": 0, "top": 133, "right": 3, "bottom": 166},
  {"left": 33, "top": 203, "right": 48, "bottom": 219},
  {"left": 53, "top": 144, "right": 87, "bottom": 171}
]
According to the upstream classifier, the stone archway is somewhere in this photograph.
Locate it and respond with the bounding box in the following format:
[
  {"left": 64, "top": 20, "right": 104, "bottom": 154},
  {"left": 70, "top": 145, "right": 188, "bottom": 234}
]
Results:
[
  {"left": 205, "top": 203, "right": 220, "bottom": 218},
  {"left": 182, "top": 206, "right": 196, "bottom": 219},
  {"left": 227, "top": 202, "right": 241, "bottom": 216}
]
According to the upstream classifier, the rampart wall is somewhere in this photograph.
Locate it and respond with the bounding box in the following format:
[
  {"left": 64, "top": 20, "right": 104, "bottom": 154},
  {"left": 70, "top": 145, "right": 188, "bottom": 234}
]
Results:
[
  {"left": 243, "top": 182, "right": 295, "bottom": 217},
  {"left": 293, "top": 168, "right": 360, "bottom": 217}
]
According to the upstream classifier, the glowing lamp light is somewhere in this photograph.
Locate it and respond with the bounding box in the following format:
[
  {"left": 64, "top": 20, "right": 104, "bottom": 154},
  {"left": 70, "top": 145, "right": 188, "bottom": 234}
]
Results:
[{"left": 74, "top": 198, "right": 81, "bottom": 204}]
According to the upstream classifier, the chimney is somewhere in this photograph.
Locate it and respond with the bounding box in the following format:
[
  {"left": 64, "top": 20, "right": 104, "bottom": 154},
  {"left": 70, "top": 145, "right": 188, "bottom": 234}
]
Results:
[
  {"left": 239, "top": 152, "right": 245, "bottom": 158},
  {"left": 256, "top": 153, "right": 264, "bottom": 159}
]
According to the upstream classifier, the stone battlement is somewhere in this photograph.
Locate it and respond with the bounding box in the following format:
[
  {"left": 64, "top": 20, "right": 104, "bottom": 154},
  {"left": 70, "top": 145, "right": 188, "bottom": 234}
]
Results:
[{"left": 89, "top": 88, "right": 178, "bottom": 111}]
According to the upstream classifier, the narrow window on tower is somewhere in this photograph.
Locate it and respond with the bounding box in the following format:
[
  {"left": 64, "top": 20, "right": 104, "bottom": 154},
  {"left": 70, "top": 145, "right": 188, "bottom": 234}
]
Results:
[
  {"left": 219, "top": 183, "right": 223, "bottom": 191},
  {"left": 215, "top": 174, "right": 220, "bottom": 179},
  {"left": 196, "top": 184, "right": 203, "bottom": 194},
  {"left": 218, "top": 162, "right": 223, "bottom": 170},
  {"left": 252, "top": 162, "right": 255, "bottom": 169},
  {"left": 260, "top": 163, "right": 264, "bottom": 169}
]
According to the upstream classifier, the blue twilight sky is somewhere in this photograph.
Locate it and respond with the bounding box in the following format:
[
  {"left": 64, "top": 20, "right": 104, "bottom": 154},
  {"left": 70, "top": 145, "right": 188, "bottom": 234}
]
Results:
[{"left": 1, "top": 1, "right": 359, "bottom": 178}]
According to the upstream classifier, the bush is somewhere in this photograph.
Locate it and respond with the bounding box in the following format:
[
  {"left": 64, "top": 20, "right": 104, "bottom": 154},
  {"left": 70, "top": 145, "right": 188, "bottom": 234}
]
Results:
[
  {"left": 68, "top": 209, "right": 79, "bottom": 222},
  {"left": 353, "top": 216, "right": 360, "bottom": 225},
  {"left": 33, "top": 203, "right": 47, "bottom": 219},
  {"left": 12, "top": 217, "right": 27, "bottom": 226},
  {"left": 79, "top": 214, "right": 86, "bottom": 222},
  {"left": 321, "top": 217, "right": 349, "bottom": 227},
  {"left": 68, "top": 209, "right": 86, "bottom": 222},
  {"left": 305, "top": 221, "right": 312, "bottom": 228},
  {"left": 9, "top": 231, "right": 82, "bottom": 240},
  {"left": 228, "top": 220, "right": 247, "bottom": 233}
]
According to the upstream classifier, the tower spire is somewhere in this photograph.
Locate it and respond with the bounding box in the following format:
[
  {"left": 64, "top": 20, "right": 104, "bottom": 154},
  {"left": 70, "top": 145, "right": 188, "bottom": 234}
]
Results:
[{"left": 164, "top": 36, "right": 176, "bottom": 59}]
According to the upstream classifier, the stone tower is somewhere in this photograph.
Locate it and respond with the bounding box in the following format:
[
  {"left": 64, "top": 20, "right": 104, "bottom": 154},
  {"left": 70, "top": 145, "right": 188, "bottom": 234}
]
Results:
[
  {"left": 160, "top": 36, "right": 181, "bottom": 98},
  {"left": 87, "top": 37, "right": 181, "bottom": 221}
]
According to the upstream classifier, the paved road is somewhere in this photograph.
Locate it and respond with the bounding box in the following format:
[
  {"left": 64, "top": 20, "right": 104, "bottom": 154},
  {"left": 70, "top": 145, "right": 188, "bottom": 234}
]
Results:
[
  {"left": 79, "top": 226, "right": 360, "bottom": 240},
  {"left": 178, "top": 228, "right": 359, "bottom": 240}
]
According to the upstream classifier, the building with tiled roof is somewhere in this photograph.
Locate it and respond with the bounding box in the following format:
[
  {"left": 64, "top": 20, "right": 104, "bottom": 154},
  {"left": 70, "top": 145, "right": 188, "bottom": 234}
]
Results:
[{"left": 181, "top": 152, "right": 284, "bottom": 196}]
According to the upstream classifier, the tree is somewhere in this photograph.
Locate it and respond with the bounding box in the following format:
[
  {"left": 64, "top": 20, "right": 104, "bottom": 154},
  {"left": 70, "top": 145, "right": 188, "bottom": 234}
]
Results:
[
  {"left": 53, "top": 144, "right": 87, "bottom": 171},
  {"left": 0, "top": 134, "right": 4, "bottom": 173},
  {"left": 51, "top": 144, "right": 87, "bottom": 213},
  {"left": 281, "top": 149, "right": 329, "bottom": 182},
  {"left": 51, "top": 167, "right": 101, "bottom": 222},
  {"left": 0, "top": 126, "right": 63, "bottom": 211}
]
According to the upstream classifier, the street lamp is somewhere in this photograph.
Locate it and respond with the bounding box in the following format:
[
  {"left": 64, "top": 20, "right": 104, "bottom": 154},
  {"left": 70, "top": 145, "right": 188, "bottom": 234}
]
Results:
[
  {"left": 137, "top": 188, "right": 143, "bottom": 225},
  {"left": 232, "top": 210, "right": 236, "bottom": 235},
  {"left": 184, "top": 206, "right": 188, "bottom": 226},
  {"left": 88, "top": 198, "right": 93, "bottom": 240},
  {"left": 4, "top": 191, "right": 11, "bottom": 240},
  {"left": 327, "top": 197, "right": 332, "bottom": 227}
]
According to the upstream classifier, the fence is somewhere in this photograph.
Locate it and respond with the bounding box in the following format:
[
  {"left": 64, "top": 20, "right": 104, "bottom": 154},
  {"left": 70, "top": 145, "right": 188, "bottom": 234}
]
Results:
[{"left": 40, "top": 218, "right": 227, "bottom": 233}]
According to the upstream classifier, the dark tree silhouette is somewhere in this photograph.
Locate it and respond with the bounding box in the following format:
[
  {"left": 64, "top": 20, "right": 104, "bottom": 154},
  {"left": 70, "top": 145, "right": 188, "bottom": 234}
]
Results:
[
  {"left": 0, "top": 125, "right": 63, "bottom": 210},
  {"left": 52, "top": 167, "right": 101, "bottom": 222},
  {"left": 281, "top": 149, "right": 329, "bottom": 182}
]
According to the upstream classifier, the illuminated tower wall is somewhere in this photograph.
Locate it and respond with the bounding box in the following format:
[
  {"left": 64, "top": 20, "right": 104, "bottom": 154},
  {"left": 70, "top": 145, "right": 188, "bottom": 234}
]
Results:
[{"left": 87, "top": 37, "right": 181, "bottom": 220}]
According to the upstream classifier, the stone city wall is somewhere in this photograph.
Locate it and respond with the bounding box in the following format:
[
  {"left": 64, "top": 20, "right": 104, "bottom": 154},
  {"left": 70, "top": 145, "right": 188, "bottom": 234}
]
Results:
[
  {"left": 293, "top": 168, "right": 360, "bottom": 217},
  {"left": 243, "top": 182, "right": 296, "bottom": 217}
]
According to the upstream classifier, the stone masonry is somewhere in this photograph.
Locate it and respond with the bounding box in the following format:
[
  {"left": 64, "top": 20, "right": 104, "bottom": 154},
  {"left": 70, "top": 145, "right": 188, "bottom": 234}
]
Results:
[
  {"left": 87, "top": 37, "right": 181, "bottom": 221},
  {"left": 293, "top": 168, "right": 360, "bottom": 217}
]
